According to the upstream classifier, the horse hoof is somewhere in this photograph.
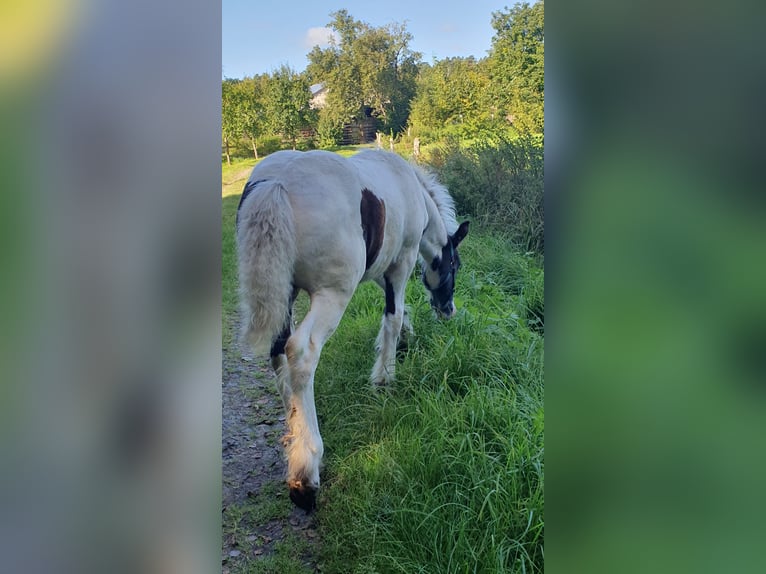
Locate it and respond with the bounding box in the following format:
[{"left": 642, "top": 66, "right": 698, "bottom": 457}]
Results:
[{"left": 289, "top": 482, "right": 317, "bottom": 513}]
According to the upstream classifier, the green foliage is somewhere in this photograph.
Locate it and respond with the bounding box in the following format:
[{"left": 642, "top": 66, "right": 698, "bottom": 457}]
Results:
[
  {"left": 222, "top": 75, "right": 272, "bottom": 161},
  {"left": 257, "top": 136, "right": 284, "bottom": 156},
  {"left": 310, "top": 233, "right": 544, "bottom": 574},
  {"left": 237, "top": 75, "right": 269, "bottom": 158},
  {"left": 224, "top": 4, "right": 544, "bottom": 155},
  {"left": 222, "top": 78, "right": 241, "bottom": 141},
  {"left": 307, "top": 10, "right": 420, "bottom": 136},
  {"left": 315, "top": 110, "right": 344, "bottom": 148},
  {"left": 222, "top": 78, "right": 244, "bottom": 163},
  {"left": 488, "top": 2, "right": 545, "bottom": 134},
  {"left": 409, "top": 57, "right": 494, "bottom": 140},
  {"left": 407, "top": 2, "right": 544, "bottom": 141},
  {"left": 266, "top": 65, "right": 315, "bottom": 149},
  {"left": 430, "top": 136, "right": 544, "bottom": 253}
]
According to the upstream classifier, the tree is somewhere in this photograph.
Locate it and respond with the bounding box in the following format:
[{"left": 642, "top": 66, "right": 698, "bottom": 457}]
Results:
[
  {"left": 306, "top": 10, "right": 421, "bottom": 143},
  {"left": 354, "top": 21, "right": 420, "bottom": 133},
  {"left": 237, "top": 75, "right": 269, "bottom": 159},
  {"left": 409, "top": 57, "right": 491, "bottom": 139},
  {"left": 265, "top": 65, "right": 313, "bottom": 150},
  {"left": 488, "top": 1, "right": 544, "bottom": 134},
  {"left": 221, "top": 78, "right": 244, "bottom": 164}
]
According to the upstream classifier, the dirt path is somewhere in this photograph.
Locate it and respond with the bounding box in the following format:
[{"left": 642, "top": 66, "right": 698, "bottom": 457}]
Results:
[
  {"left": 222, "top": 345, "right": 319, "bottom": 572},
  {"left": 222, "top": 167, "right": 256, "bottom": 199},
  {"left": 223, "top": 167, "right": 255, "bottom": 188}
]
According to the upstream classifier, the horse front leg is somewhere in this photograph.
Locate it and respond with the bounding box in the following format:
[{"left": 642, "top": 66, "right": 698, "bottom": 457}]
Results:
[
  {"left": 398, "top": 306, "right": 414, "bottom": 353},
  {"left": 371, "top": 259, "right": 413, "bottom": 386}
]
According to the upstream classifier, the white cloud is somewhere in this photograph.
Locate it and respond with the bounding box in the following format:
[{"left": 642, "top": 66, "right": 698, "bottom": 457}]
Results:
[{"left": 303, "top": 27, "right": 337, "bottom": 49}]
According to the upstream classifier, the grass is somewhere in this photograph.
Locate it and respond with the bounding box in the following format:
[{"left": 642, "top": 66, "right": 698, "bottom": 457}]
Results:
[
  {"left": 223, "top": 195, "right": 241, "bottom": 348},
  {"left": 223, "top": 157, "right": 260, "bottom": 198},
  {"left": 223, "top": 478, "right": 314, "bottom": 574},
  {"left": 309, "top": 143, "right": 378, "bottom": 157},
  {"left": 222, "top": 147, "right": 544, "bottom": 573},
  {"left": 311, "top": 247, "right": 544, "bottom": 573},
  {"left": 222, "top": 145, "right": 377, "bottom": 198}
]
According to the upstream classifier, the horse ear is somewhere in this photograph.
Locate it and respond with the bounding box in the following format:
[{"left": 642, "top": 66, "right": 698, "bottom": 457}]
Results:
[{"left": 453, "top": 221, "right": 469, "bottom": 246}]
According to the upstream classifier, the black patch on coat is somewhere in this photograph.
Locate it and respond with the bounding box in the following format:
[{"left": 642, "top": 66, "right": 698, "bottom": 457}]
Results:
[
  {"left": 360, "top": 188, "right": 386, "bottom": 270},
  {"left": 270, "top": 322, "right": 291, "bottom": 358},
  {"left": 236, "top": 179, "right": 269, "bottom": 227},
  {"left": 453, "top": 220, "right": 470, "bottom": 247},
  {"left": 270, "top": 288, "right": 297, "bottom": 358},
  {"left": 384, "top": 275, "right": 396, "bottom": 315},
  {"left": 429, "top": 242, "right": 457, "bottom": 288}
]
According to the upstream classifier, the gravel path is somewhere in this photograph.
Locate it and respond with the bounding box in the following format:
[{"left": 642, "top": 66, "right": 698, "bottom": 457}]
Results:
[{"left": 222, "top": 346, "right": 319, "bottom": 572}]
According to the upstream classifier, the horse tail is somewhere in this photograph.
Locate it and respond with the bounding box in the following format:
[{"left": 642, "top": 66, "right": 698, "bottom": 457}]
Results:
[{"left": 236, "top": 180, "right": 296, "bottom": 356}]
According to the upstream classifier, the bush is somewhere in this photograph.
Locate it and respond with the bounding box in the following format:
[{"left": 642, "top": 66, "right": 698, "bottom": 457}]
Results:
[
  {"left": 258, "top": 136, "right": 282, "bottom": 156},
  {"left": 316, "top": 113, "right": 344, "bottom": 148},
  {"left": 430, "top": 136, "right": 544, "bottom": 253}
]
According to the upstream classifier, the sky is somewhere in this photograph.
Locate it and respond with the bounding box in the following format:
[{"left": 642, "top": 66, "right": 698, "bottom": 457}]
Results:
[{"left": 222, "top": 0, "right": 507, "bottom": 79}]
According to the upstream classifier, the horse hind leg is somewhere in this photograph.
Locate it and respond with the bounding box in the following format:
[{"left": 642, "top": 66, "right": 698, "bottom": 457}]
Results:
[
  {"left": 271, "top": 322, "right": 293, "bottom": 419},
  {"left": 282, "top": 289, "right": 351, "bottom": 511},
  {"left": 270, "top": 289, "right": 297, "bottom": 417}
]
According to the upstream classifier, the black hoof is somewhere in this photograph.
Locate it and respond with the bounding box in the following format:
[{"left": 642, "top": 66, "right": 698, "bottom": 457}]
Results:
[
  {"left": 289, "top": 482, "right": 317, "bottom": 513},
  {"left": 372, "top": 379, "right": 392, "bottom": 390}
]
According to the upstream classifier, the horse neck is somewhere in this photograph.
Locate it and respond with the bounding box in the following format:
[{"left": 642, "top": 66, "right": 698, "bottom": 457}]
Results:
[{"left": 418, "top": 192, "right": 449, "bottom": 263}]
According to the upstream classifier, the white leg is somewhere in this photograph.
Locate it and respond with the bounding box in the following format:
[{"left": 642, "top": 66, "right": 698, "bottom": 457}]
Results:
[
  {"left": 371, "top": 255, "right": 415, "bottom": 386},
  {"left": 371, "top": 309, "right": 403, "bottom": 385},
  {"left": 283, "top": 289, "right": 350, "bottom": 510},
  {"left": 272, "top": 354, "right": 292, "bottom": 417},
  {"left": 400, "top": 306, "right": 414, "bottom": 345}
]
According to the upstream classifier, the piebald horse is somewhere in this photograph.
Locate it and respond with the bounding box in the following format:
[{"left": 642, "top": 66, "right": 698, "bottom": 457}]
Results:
[{"left": 236, "top": 149, "right": 469, "bottom": 511}]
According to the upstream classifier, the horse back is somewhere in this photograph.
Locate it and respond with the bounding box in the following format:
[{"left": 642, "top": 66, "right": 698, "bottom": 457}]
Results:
[{"left": 246, "top": 150, "right": 426, "bottom": 290}]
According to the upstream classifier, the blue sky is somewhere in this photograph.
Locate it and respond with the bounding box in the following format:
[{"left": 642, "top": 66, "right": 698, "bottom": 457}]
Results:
[{"left": 222, "top": 0, "right": 508, "bottom": 79}]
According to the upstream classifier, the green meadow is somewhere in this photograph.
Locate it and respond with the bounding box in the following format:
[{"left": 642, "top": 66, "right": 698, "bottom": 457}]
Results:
[{"left": 222, "top": 149, "right": 544, "bottom": 573}]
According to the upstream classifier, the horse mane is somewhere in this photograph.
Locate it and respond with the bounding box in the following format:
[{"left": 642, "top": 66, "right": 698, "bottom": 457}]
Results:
[{"left": 412, "top": 164, "right": 458, "bottom": 235}]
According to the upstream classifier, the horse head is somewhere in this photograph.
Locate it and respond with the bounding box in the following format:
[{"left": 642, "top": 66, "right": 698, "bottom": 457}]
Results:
[{"left": 422, "top": 221, "right": 469, "bottom": 318}]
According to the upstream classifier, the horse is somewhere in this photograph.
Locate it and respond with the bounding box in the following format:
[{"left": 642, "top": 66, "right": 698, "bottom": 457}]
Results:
[{"left": 236, "top": 149, "right": 469, "bottom": 511}]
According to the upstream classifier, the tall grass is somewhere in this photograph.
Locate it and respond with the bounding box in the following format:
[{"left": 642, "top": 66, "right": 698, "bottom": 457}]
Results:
[
  {"left": 427, "top": 137, "right": 544, "bottom": 254},
  {"left": 222, "top": 150, "right": 544, "bottom": 573},
  {"left": 310, "top": 236, "right": 544, "bottom": 573}
]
